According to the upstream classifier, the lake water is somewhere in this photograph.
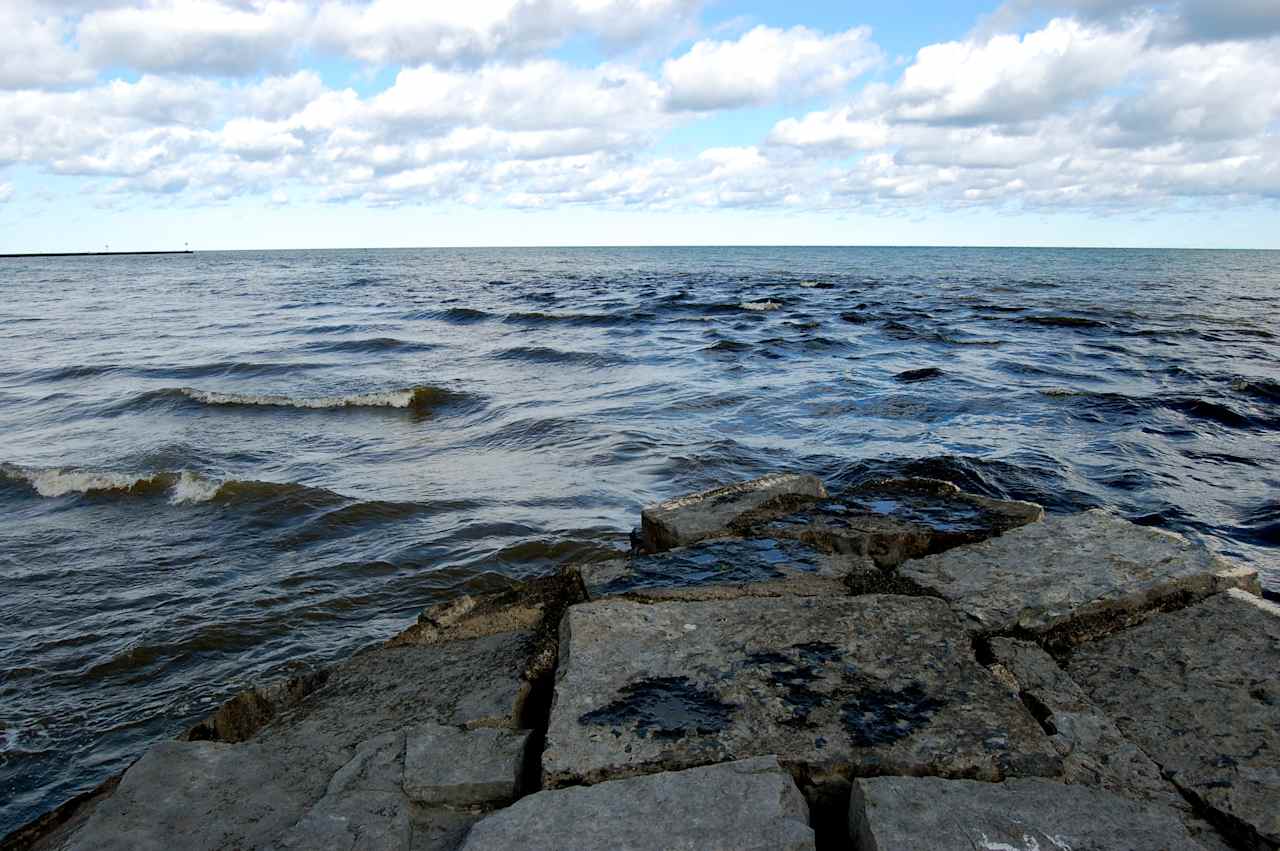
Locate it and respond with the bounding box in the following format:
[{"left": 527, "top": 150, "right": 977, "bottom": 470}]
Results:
[{"left": 1, "top": 246, "right": 1277, "bottom": 834}]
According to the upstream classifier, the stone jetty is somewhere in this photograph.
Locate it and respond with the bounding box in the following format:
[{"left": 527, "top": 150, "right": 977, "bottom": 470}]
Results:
[{"left": 5, "top": 473, "right": 1276, "bottom": 851}]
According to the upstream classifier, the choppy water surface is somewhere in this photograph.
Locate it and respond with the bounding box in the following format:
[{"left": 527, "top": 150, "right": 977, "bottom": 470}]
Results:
[{"left": 1, "top": 246, "right": 1277, "bottom": 833}]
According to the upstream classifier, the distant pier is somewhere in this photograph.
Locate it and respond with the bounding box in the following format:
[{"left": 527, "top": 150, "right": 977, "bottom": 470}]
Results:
[{"left": 0, "top": 250, "right": 194, "bottom": 258}]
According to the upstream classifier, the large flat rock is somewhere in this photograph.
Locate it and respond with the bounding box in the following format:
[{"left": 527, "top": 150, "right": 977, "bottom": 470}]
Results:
[
  {"left": 58, "top": 631, "right": 541, "bottom": 851},
  {"left": 899, "top": 509, "right": 1259, "bottom": 646},
  {"left": 460, "top": 756, "right": 814, "bottom": 851},
  {"left": 1069, "top": 590, "right": 1280, "bottom": 850},
  {"left": 753, "top": 478, "right": 1044, "bottom": 568},
  {"left": 637, "top": 472, "right": 827, "bottom": 552},
  {"left": 849, "top": 776, "right": 1201, "bottom": 850},
  {"left": 542, "top": 595, "right": 1059, "bottom": 808}
]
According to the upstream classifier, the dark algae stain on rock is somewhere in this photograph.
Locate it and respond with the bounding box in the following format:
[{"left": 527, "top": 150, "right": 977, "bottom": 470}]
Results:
[
  {"left": 841, "top": 683, "right": 947, "bottom": 747},
  {"left": 578, "top": 677, "right": 736, "bottom": 740}
]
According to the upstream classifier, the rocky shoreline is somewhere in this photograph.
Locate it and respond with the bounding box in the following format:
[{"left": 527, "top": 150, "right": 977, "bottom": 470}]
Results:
[{"left": 5, "top": 472, "right": 1277, "bottom": 850}]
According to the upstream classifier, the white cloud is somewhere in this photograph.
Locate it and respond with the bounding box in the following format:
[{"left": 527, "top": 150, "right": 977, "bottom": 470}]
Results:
[
  {"left": 1, "top": 1, "right": 1278, "bottom": 221},
  {"left": 77, "top": 0, "right": 308, "bottom": 75},
  {"left": 662, "top": 25, "right": 880, "bottom": 111},
  {"left": 312, "top": 0, "right": 702, "bottom": 66},
  {"left": 991, "top": 0, "right": 1280, "bottom": 44},
  {"left": 0, "top": 182, "right": 13, "bottom": 202},
  {"left": 0, "top": 2, "right": 93, "bottom": 89},
  {"left": 769, "top": 107, "right": 890, "bottom": 151},
  {"left": 894, "top": 18, "right": 1147, "bottom": 125}
]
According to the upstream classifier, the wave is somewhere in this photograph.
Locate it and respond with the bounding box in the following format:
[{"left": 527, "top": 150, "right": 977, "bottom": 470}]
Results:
[
  {"left": 493, "top": 346, "right": 630, "bottom": 368},
  {"left": 0, "top": 464, "right": 394, "bottom": 513},
  {"left": 300, "top": 338, "right": 438, "bottom": 354},
  {"left": 1016, "top": 315, "right": 1110, "bottom": 329},
  {"left": 740, "top": 301, "right": 781, "bottom": 312},
  {"left": 148, "top": 385, "right": 467, "bottom": 412},
  {"left": 417, "top": 307, "right": 492, "bottom": 323},
  {"left": 503, "top": 311, "right": 624, "bottom": 327}
]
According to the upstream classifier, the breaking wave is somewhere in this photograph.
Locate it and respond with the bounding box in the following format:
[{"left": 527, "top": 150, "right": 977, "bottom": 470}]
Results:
[
  {"left": 148, "top": 385, "right": 468, "bottom": 412},
  {"left": 2, "top": 465, "right": 223, "bottom": 504}
]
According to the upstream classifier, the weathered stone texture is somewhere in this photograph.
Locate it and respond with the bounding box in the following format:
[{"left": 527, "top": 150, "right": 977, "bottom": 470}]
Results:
[
  {"left": 460, "top": 757, "right": 814, "bottom": 851},
  {"left": 1069, "top": 589, "right": 1280, "bottom": 850},
  {"left": 637, "top": 472, "right": 827, "bottom": 552},
  {"left": 542, "top": 595, "right": 1059, "bottom": 804},
  {"left": 403, "top": 724, "right": 528, "bottom": 806},
  {"left": 899, "top": 510, "right": 1259, "bottom": 646},
  {"left": 58, "top": 631, "right": 541, "bottom": 851},
  {"left": 849, "top": 776, "right": 1202, "bottom": 850}
]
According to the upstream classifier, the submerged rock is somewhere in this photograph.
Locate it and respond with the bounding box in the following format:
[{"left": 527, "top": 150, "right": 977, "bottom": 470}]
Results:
[
  {"left": 578, "top": 537, "right": 859, "bottom": 602},
  {"left": 635, "top": 472, "right": 827, "bottom": 553},
  {"left": 751, "top": 477, "right": 1043, "bottom": 568},
  {"left": 542, "top": 595, "right": 1059, "bottom": 812},
  {"left": 460, "top": 757, "right": 814, "bottom": 851},
  {"left": 1069, "top": 590, "right": 1280, "bottom": 850},
  {"left": 899, "top": 509, "right": 1259, "bottom": 646},
  {"left": 849, "top": 776, "right": 1201, "bottom": 851}
]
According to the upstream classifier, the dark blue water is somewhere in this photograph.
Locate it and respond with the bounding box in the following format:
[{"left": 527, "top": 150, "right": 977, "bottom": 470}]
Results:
[{"left": 1, "top": 246, "right": 1277, "bottom": 835}]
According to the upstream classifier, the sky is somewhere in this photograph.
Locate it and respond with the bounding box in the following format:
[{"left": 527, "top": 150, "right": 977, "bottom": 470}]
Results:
[{"left": 1, "top": 0, "right": 1278, "bottom": 251}]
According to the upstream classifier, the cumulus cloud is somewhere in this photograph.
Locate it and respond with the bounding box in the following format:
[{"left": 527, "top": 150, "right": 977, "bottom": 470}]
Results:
[
  {"left": 990, "top": 0, "right": 1280, "bottom": 44},
  {"left": 77, "top": 0, "right": 308, "bottom": 76},
  {"left": 0, "top": 2, "right": 93, "bottom": 89},
  {"left": 0, "top": 0, "right": 1278, "bottom": 219},
  {"left": 893, "top": 18, "right": 1148, "bottom": 125},
  {"left": 312, "top": 0, "right": 703, "bottom": 66},
  {"left": 662, "top": 25, "right": 880, "bottom": 111}
]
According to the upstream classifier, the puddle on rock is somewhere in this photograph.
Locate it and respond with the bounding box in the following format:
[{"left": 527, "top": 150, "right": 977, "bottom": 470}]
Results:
[{"left": 578, "top": 676, "right": 736, "bottom": 740}]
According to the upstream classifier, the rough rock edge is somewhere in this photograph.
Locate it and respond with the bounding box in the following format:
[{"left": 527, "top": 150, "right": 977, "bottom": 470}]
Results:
[
  {"left": 1029, "top": 563, "right": 1261, "bottom": 654},
  {"left": 981, "top": 636, "right": 1235, "bottom": 851},
  {"left": 636, "top": 472, "right": 828, "bottom": 553},
  {"left": 389, "top": 569, "right": 588, "bottom": 688}
]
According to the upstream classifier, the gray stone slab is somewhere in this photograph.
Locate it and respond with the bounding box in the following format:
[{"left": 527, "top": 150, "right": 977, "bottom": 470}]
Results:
[
  {"left": 578, "top": 537, "right": 858, "bottom": 602},
  {"left": 987, "top": 639, "right": 1180, "bottom": 808},
  {"left": 1069, "top": 589, "right": 1280, "bottom": 850},
  {"left": 63, "top": 740, "right": 317, "bottom": 851},
  {"left": 58, "top": 632, "right": 539, "bottom": 851},
  {"left": 542, "top": 595, "right": 1059, "bottom": 806},
  {"left": 637, "top": 472, "right": 827, "bottom": 552},
  {"left": 756, "top": 478, "right": 1044, "bottom": 568},
  {"left": 849, "top": 776, "right": 1201, "bottom": 850},
  {"left": 460, "top": 756, "right": 814, "bottom": 851},
  {"left": 403, "top": 723, "right": 529, "bottom": 806},
  {"left": 899, "top": 509, "right": 1259, "bottom": 646}
]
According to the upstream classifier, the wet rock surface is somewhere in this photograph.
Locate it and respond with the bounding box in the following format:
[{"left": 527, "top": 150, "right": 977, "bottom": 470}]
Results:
[
  {"left": 636, "top": 472, "right": 827, "bottom": 553},
  {"left": 542, "top": 595, "right": 1059, "bottom": 803},
  {"left": 849, "top": 776, "right": 1202, "bottom": 850},
  {"left": 12, "top": 474, "right": 1271, "bottom": 851},
  {"left": 578, "top": 537, "right": 856, "bottom": 602},
  {"left": 900, "top": 509, "right": 1260, "bottom": 646},
  {"left": 750, "top": 478, "right": 1043, "bottom": 568},
  {"left": 460, "top": 756, "right": 814, "bottom": 851},
  {"left": 1069, "top": 590, "right": 1280, "bottom": 850}
]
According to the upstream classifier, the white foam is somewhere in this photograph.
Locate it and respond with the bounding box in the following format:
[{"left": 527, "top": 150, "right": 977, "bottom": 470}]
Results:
[
  {"left": 739, "top": 301, "right": 781, "bottom": 312},
  {"left": 798, "top": 281, "right": 819, "bottom": 288},
  {"left": 1, "top": 464, "right": 159, "bottom": 497},
  {"left": 168, "top": 471, "right": 223, "bottom": 504},
  {"left": 180, "top": 387, "right": 419, "bottom": 409}
]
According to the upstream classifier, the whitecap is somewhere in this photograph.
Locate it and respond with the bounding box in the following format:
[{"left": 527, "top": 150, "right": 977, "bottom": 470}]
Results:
[
  {"left": 179, "top": 387, "right": 421, "bottom": 409},
  {"left": 739, "top": 301, "right": 781, "bottom": 312},
  {"left": 168, "top": 471, "right": 223, "bottom": 504}
]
